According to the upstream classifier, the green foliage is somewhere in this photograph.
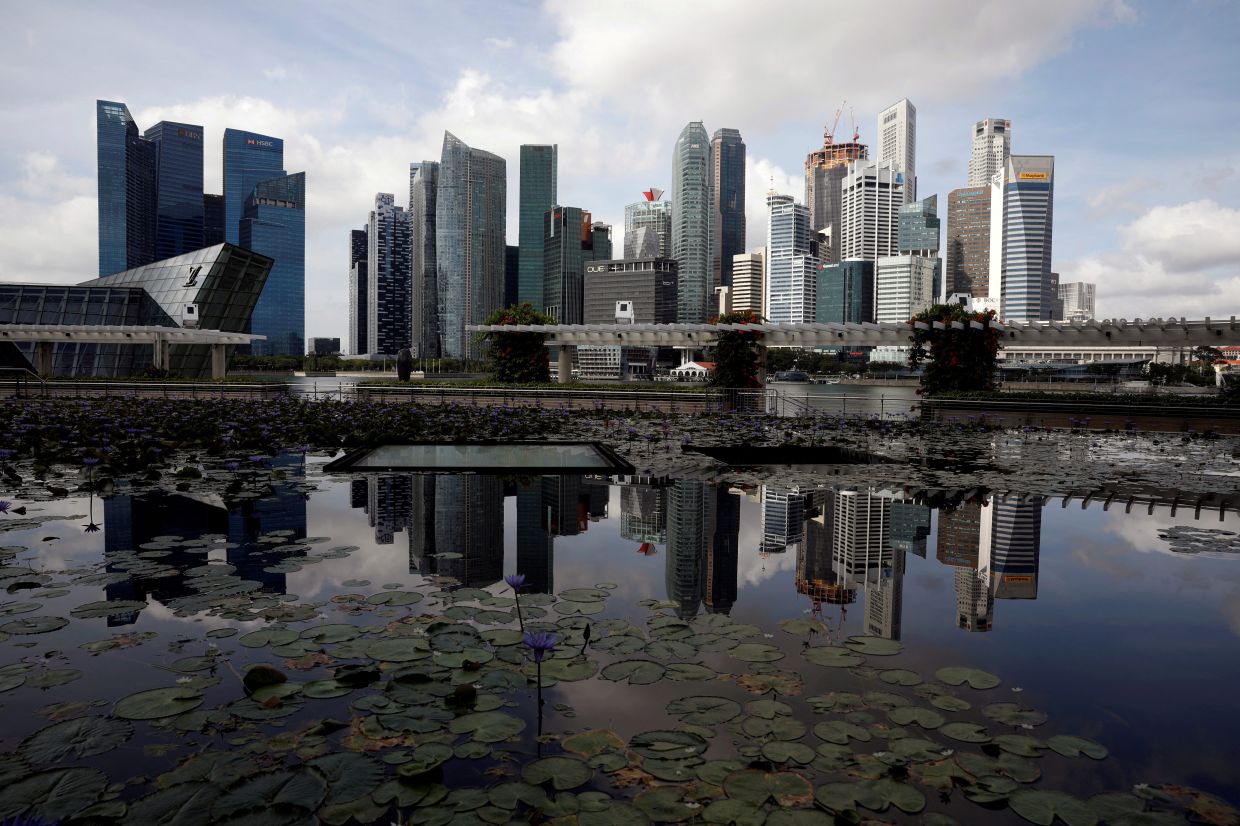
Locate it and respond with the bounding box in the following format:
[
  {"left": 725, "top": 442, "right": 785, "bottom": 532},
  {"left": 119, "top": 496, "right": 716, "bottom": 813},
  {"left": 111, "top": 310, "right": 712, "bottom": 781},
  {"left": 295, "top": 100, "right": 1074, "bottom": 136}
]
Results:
[
  {"left": 1145, "top": 362, "right": 1188, "bottom": 386},
  {"left": 764, "top": 349, "right": 867, "bottom": 375},
  {"left": 908, "top": 304, "right": 1001, "bottom": 396},
  {"left": 1221, "top": 374, "right": 1240, "bottom": 407},
  {"left": 477, "top": 304, "right": 554, "bottom": 385},
  {"left": 709, "top": 310, "right": 765, "bottom": 388}
]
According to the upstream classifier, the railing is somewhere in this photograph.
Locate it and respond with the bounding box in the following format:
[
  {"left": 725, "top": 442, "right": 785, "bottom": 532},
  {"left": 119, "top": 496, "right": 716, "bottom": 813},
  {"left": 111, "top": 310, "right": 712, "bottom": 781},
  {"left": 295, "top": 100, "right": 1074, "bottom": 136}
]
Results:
[{"left": 1, "top": 380, "right": 291, "bottom": 400}]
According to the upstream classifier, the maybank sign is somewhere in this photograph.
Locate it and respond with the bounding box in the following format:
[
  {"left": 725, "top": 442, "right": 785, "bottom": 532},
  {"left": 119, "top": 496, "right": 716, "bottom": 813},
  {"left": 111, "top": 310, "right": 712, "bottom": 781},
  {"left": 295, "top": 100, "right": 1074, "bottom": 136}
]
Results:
[{"left": 1018, "top": 172, "right": 1049, "bottom": 180}]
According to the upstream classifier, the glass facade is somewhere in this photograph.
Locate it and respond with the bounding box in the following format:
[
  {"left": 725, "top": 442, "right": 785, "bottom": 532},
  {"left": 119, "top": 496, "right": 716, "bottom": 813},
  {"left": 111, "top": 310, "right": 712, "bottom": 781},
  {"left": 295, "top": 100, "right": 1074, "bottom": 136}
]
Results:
[
  {"left": 898, "top": 195, "right": 940, "bottom": 256},
  {"left": 222, "top": 129, "right": 285, "bottom": 246},
  {"left": 241, "top": 172, "right": 305, "bottom": 356},
  {"left": 96, "top": 100, "right": 156, "bottom": 275},
  {"left": 203, "top": 194, "right": 225, "bottom": 246},
  {"left": 349, "top": 229, "right": 368, "bottom": 355},
  {"left": 542, "top": 208, "right": 612, "bottom": 324},
  {"left": 765, "top": 194, "right": 817, "bottom": 324},
  {"left": 143, "top": 121, "right": 205, "bottom": 262},
  {"left": 518, "top": 145, "right": 557, "bottom": 308},
  {"left": 671, "top": 122, "right": 713, "bottom": 323},
  {"left": 367, "top": 194, "right": 412, "bottom": 355},
  {"left": 624, "top": 200, "right": 673, "bottom": 259},
  {"left": 409, "top": 162, "right": 440, "bottom": 359},
  {"left": 816, "top": 260, "right": 875, "bottom": 324},
  {"left": 711, "top": 128, "right": 746, "bottom": 288}
]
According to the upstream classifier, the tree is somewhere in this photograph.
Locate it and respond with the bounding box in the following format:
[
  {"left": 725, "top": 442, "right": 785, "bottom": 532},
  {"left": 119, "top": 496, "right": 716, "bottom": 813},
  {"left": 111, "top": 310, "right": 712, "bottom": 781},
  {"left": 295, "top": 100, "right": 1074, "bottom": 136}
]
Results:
[
  {"left": 476, "top": 303, "right": 554, "bottom": 384},
  {"left": 709, "top": 310, "right": 765, "bottom": 388},
  {"left": 1191, "top": 345, "right": 1224, "bottom": 377},
  {"left": 907, "top": 304, "right": 1001, "bottom": 395}
]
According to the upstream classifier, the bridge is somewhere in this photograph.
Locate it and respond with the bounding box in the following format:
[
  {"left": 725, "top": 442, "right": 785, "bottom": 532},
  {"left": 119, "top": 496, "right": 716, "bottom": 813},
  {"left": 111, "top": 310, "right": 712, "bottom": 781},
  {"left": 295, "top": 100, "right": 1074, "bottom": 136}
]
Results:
[{"left": 469, "top": 317, "right": 1240, "bottom": 382}]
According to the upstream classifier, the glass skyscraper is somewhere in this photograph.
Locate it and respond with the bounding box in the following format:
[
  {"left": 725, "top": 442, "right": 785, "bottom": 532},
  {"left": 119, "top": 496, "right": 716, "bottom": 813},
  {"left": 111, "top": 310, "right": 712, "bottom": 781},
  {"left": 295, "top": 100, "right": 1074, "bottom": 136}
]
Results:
[
  {"left": 518, "top": 145, "right": 557, "bottom": 308},
  {"left": 624, "top": 197, "right": 673, "bottom": 258},
  {"left": 989, "top": 155, "right": 1055, "bottom": 321},
  {"left": 241, "top": 173, "right": 305, "bottom": 356},
  {"left": 816, "top": 260, "right": 875, "bottom": 324},
  {"left": 671, "top": 122, "right": 713, "bottom": 323},
  {"left": 143, "top": 121, "right": 205, "bottom": 262},
  {"left": 436, "top": 131, "right": 506, "bottom": 360},
  {"left": 348, "top": 228, "right": 368, "bottom": 355},
  {"left": 409, "top": 162, "right": 440, "bottom": 358},
  {"left": 542, "top": 207, "right": 612, "bottom": 324},
  {"left": 222, "top": 129, "right": 285, "bottom": 246},
  {"left": 367, "top": 193, "right": 412, "bottom": 355},
  {"left": 765, "top": 193, "right": 817, "bottom": 324},
  {"left": 96, "top": 100, "right": 157, "bottom": 275},
  {"left": 711, "top": 128, "right": 746, "bottom": 288}
]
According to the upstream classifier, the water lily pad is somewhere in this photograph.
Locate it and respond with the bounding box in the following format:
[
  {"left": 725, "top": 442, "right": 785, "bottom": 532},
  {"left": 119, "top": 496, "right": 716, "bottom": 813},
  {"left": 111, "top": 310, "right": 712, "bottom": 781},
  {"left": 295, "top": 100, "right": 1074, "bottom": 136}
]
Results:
[
  {"left": 813, "top": 720, "right": 871, "bottom": 745},
  {"left": 729, "top": 643, "right": 784, "bottom": 663},
  {"left": 522, "top": 756, "right": 593, "bottom": 790},
  {"left": 629, "top": 729, "right": 710, "bottom": 760},
  {"left": 935, "top": 666, "right": 1001, "bottom": 690},
  {"left": 779, "top": 618, "right": 828, "bottom": 636},
  {"left": 364, "top": 637, "right": 431, "bottom": 662},
  {"left": 448, "top": 711, "right": 526, "bottom": 743},
  {"left": 723, "top": 770, "right": 813, "bottom": 807},
  {"left": 71, "top": 599, "right": 148, "bottom": 618},
  {"left": 307, "top": 752, "right": 384, "bottom": 804},
  {"left": 601, "top": 659, "right": 665, "bottom": 685},
  {"left": 844, "top": 635, "right": 903, "bottom": 656},
  {"left": 25, "top": 668, "right": 82, "bottom": 688},
  {"left": 1009, "top": 789, "right": 1098, "bottom": 826},
  {"left": 396, "top": 743, "right": 454, "bottom": 777},
  {"left": 667, "top": 695, "right": 742, "bottom": 725},
  {"left": 665, "top": 662, "right": 717, "bottom": 681},
  {"left": 1047, "top": 735, "right": 1107, "bottom": 760},
  {"left": 0, "top": 615, "right": 68, "bottom": 635},
  {"left": 0, "top": 767, "right": 108, "bottom": 821},
  {"left": 761, "top": 740, "right": 816, "bottom": 765},
  {"left": 19, "top": 716, "right": 133, "bottom": 764},
  {"left": 211, "top": 768, "right": 327, "bottom": 821},
  {"left": 879, "top": 668, "right": 923, "bottom": 686},
  {"left": 939, "top": 722, "right": 990, "bottom": 743},
  {"left": 540, "top": 658, "right": 598, "bottom": 683},
  {"left": 114, "top": 687, "right": 203, "bottom": 720},
  {"left": 765, "top": 810, "right": 834, "bottom": 826},
  {"left": 964, "top": 774, "right": 1020, "bottom": 804},
  {"left": 634, "top": 786, "right": 698, "bottom": 822},
  {"left": 815, "top": 779, "right": 926, "bottom": 814},
  {"left": 803, "top": 646, "right": 864, "bottom": 668},
  {"left": 887, "top": 706, "right": 945, "bottom": 730},
  {"left": 563, "top": 729, "right": 625, "bottom": 759},
  {"left": 957, "top": 751, "right": 1042, "bottom": 783},
  {"left": 984, "top": 703, "right": 1048, "bottom": 727},
  {"left": 238, "top": 628, "right": 299, "bottom": 648},
  {"left": 995, "top": 734, "right": 1047, "bottom": 757},
  {"left": 741, "top": 716, "right": 807, "bottom": 740},
  {"left": 127, "top": 781, "right": 221, "bottom": 826},
  {"left": 930, "top": 694, "right": 972, "bottom": 712}
]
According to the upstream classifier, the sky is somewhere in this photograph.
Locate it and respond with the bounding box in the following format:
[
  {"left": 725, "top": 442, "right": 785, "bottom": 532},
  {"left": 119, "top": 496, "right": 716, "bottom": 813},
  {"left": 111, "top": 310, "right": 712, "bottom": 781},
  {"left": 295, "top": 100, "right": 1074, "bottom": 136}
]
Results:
[{"left": 1, "top": 0, "right": 1239, "bottom": 346}]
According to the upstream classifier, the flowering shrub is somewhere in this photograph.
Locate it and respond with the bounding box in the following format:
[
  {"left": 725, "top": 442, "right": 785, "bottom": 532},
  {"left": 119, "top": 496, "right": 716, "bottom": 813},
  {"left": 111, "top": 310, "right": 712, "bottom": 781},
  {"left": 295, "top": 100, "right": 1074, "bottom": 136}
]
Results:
[
  {"left": 709, "top": 310, "right": 765, "bottom": 388},
  {"left": 908, "top": 304, "right": 1001, "bottom": 396},
  {"left": 477, "top": 304, "right": 554, "bottom": 384}
]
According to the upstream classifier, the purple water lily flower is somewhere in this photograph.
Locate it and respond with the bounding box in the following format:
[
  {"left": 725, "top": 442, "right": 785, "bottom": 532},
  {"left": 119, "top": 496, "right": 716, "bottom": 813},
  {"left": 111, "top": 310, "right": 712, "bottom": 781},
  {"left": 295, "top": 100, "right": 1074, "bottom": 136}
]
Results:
[
  {"left": 523, "top": 631, "right": 557, "bottom": 663},
  {"left": 0, "top": 500, "right": 11, "bottom": 514},
  {"left": 504, "top": 573, "right": 526, "bottom": 592},
  {"left": 82, "top": 456, "right": 100, "bottom": 466},
  {"left": 224, "top": 461, "right": 241, "bottom": 471}
]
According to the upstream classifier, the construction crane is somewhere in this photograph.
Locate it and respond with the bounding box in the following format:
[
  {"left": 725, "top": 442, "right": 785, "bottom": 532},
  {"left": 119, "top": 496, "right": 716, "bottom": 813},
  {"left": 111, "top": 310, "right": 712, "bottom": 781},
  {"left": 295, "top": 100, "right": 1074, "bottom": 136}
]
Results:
[{"left": 824, "top": 101, "right": 845, "bottom": 147}]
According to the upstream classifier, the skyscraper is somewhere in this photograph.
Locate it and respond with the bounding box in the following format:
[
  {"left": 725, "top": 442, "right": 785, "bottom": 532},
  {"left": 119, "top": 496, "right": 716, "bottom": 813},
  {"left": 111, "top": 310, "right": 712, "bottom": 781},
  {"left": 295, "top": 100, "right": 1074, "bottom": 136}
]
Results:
[
  {"left": 409, "top": 161, "right": 440, "bottom": 358},
  {"left": 143, "top": 121, "right": 205, "bottom": 262},
  {"left": 97, "top": 100, "right": 156, "bottom": 275},
  {"left": 518, "top": 145, "right": 558, "bottom": 308},
  {"left": 671, "top": 122, "right": 714, "bottom": 323},
  {"left": 543, "top": 207, "right": 612, "bottom": 324},
  {"left": 1059, "top": 281, "right": 1096, "bottom": 321},
  {"left": 968, "top": 118, "right": 1012, "bottom": 187},
  {"left": 348, "top": 228, "right": 368, "bottom": 355},
  {"left": 760, "top": 485, "right": 808, "bottom": 554},
  {"left": 666, "top": 480, "right": 714, "bottom": 619},
  {"left": 988, "top": 156, "right": 1055, "bottom": 321},
  {"left": 764, "top": 193, "right": 818, "bottom": 324},
  {"left": 367, "top": 193, "right": 412, "bottom": 355},
  {"left": 805, "top": 127, "right": 867, "bottom": 266},
  {"left": 222, "top": 129, "right": 285, "bottom": 246},
  {"left": 876, "top": 99, "right": 916, "bottom": 202},
  {"left": 241, "top": 172, "right": 305, "bottom": 355},
  {"left": 624, "top": 191, "right": 673, "bottom": 258},
  {"left": 816, "top": 260, "right": 875, "bottom": 324},
  {"left": 711, "top": 128, "right": 746, "bottom": 288},
  {"left": 874, "top": 255, "right": 936, "bottom": 324},
  {"left": 731, "top": 251, "right": 764, "bottom": 316},
  {"left": 982, "top": 498, "right": 1043, "bottom": 600},
  {"left": 436, "top": 132, "right": 507, "bottom": 360},
  {"left": 898, "top": 195, "right": 940, "bottom": 257},
  {"left": 946, "top": 186, "right": 992, "bottom": 297},
  {"left": 203, "top": 194, "right": 225, "bottom": 246},
  {"left": 840, "top": 159, "right": 905, "bottom": 262},
  {"left": 705, "top": 487, "right": 740, "bottom": 615}
]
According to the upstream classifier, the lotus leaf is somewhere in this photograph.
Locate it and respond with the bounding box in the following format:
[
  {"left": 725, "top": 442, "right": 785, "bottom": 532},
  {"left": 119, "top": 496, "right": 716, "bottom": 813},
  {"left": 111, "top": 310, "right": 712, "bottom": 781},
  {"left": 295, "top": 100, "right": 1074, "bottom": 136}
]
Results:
[
  {"left": 885, "top": 737, "right": 948, "bottom": 763},
  {"left": 25, "top": 668, "right": 82, "bottom": 688},
  {"left": 930, "top": 694, "right": 972, "bottom": 712},
  {"left": 0, "top": 616, "right": 68, "bottom": 635},
  {"left": 878, "top": 668, "right": 923, "bottom": 686},
  {"left": 729, "top": 643, "right": 785, "bottom": 663},
  {"left": 210, "top": 768, "right": 327, "bottom": 821},
  {"left": 488, "top": 782, "right": 549, "bottom": 810},
  {"left": 70, "top": 599, "right": 148, "bottom": 618},
  {"left": 779, "top": 617, "right": 828, "bottom": 636},
  {"left": 307, "top": 752, "right": 384, "bottom": 804},
  {"left": 1008, "top": 789, "right": 1099, "bottom": 826},
  {"left": 238, "top": 628, "right": 299, "bottom": 648},
  {"left": 887, "top": 705, "right": 945, "bottom": 729},
  {"left": 723, "top": 770, "right": 813, "bottom": 807},
  {"left": 634, "top": 786, "right": 699, "bottom": 822},
  {"left": 114, "top": 687, "right": 204, "bottom": 720},
  {"left": 522, "top": 756, "right": 593, "bottom": 790},
  {"left": 578, "top": 802, "right": 652, "bottom": 825},
  {"left": 765, "top": 810, "right": 834, "bottom": 825},
  {"left": 126, "top": 781, "right": 221, "bottom": 826},
  {"left": 170, "top": 656, "right": 219, "bottom": 673},
  {"left": 761, "top": 740, "right": 815, "bottom": 765},
  {"left": 995, "top": 734, "right": 1047, "bottom": 757},
  {"left": 746, "top": 699, "right": 792, "bottom": 719},
  {"left": 665, "top": 662, "right": 717, "bottom": 681},
  {"left": 815, "top": 779, "right": 925, "bottom": 814},
  {"left": 628, "top": 729, "right": 710, "bottom": 760},
  {"left": 984, "top": 702, "right": 1048, "bottom": 727},
  {"left": 588, "top": 752, "right": 628, "bottom": 773},
  {"left": 448, "top": 710, "right": 526, "bottom": 743},
  {"left": 600, "top": 659, "right": 665, "bottom": 685},
  {"left": 740, "top": 715, "right": 807, "bottom": 740},
  {"left": 813, "top": 720, "right": 871, "bottom": 745},
  {"left": 18, "top": 716, "right": 133, "bottom": 764},
  {"left": 964, "top": 774, "right": 1020, "bottom": 804},
  {"left": 667, "top": 695, "right": 742, "bottom": 725},
  {"left": 644, "top": 639, "right": 698, "bottom": 660},
  {"left": 562, "top": 729, "right": 625, "bottom": 758},
  {"left": 807, "top": 691, "right": 865, "bottom": 712},
  {"left": 300, "top": 623, "right": 359, "bottom": 644},
  {"left": 1047, "top": 735, "right": 1108, "bottom": 760},
  {"left": 843, "top": 635, "right": 903, "bottom": 656},
  {"left": 956, "top": 751, "right": 1041, "bottom": 783},
  {"left": 935, "top": 666, "right": 1001, "bottom": 690},
  {"left": 939, "top": 722, "right": 990, "bottom": 743},
  {"left": 811, "top": 742, "right": 855, "bottom": 772},
  {"left": 803, "top": 646, "right": 864, "bottom": 668},
  {"left": 396, "top": 744, "right": 454, "bottom": 777},
  {"left": 860, "top": 690, "right": 908, "bottom": 710},
  {"left": 0, "top": 766, "right": 108, "bottom": 821}
]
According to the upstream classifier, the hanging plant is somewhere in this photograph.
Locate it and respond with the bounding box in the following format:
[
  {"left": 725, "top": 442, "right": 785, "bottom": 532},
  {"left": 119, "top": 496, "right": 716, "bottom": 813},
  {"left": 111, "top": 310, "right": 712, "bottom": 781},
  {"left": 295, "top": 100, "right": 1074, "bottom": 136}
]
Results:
[
  {"left": 908, "top": 304, "right": 1002, "bottom": 396},
  {"left": 710, "top": 310, "right": 766, "bottom": 389},
  {"left": 476, "top": 303, "right": 554, "bottom": 384}
]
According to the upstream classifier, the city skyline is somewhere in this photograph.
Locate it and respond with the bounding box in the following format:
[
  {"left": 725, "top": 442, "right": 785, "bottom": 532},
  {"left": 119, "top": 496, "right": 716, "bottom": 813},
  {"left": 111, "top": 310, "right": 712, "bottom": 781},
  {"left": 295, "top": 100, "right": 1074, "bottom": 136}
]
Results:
[{"left": 3, "top": 2, "right": 1238, "bottom": 343}]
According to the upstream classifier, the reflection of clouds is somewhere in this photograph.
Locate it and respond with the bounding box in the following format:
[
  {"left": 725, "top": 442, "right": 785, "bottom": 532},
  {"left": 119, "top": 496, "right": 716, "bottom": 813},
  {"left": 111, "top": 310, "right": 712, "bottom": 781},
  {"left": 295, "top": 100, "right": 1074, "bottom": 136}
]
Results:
[
  {"left": 735, "top": 494, "right": 797, "bottom": 587},
  {"left": 1103, "top": 508, "right": 1240, "bottom": 557},
  {"left": 1221, "top": 589, "right": 1240, "bottom": 638}
]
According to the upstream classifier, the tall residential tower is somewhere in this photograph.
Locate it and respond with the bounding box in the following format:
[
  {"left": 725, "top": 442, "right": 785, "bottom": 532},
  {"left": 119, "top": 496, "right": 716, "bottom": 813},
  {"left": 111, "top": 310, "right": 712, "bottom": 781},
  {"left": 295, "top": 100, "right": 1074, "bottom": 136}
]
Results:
[
  {"left": 518, "top": 145, "right": 557, "bottom": 308},
  {"left": 671, "top": 122, "right": 714, "bottom": 323},
  {"left": 711, "top": 128, "right": 746, "bottom": 288},
  {"left": 876, "top": 99, "right": 916, "bottom": 202},
  {"left": 968, "top": 118, "right": 1012, "bottom": 187}
]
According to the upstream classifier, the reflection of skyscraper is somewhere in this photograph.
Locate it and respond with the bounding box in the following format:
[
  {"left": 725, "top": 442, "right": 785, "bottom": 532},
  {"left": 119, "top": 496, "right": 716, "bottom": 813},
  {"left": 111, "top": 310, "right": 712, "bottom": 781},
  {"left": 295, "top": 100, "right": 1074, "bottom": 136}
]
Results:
[
  {"left": 799, "top": 490, "right": 856, "bottom": 607},
  {"left": 936, "top": 501, "right": 982, "bottom": 567},
  {"left": 832, "top": 490, "right": 892, "bottom": 577},
  {"left": 862, "top": 549, "right": 904, "bottom": 640},
  {"left": 583, "top": 478, "right": 610, "bottom": 522},
  {"left": 367, "top": 475, "right": 413, "bottom": 545},
  {"left": 408, "top": 476, "right": 436, "bottom": 575},
  {"left": 433, "top": 476, "right": 504, "bottom": 587},
  {"left": 666, "top": 480, "right": 714, "bottom": 619},
  {"left": 544, "top": 476, "right": 585, "bottom": 537},
  {"left": 761, "top": 485, "right": 808, "bottom": 554},
  {"left": 984, "top": 497, "right": 1042, "bottom": 600},
  {"left": 705, "top": 487, "right": 740, "bottom": 615},
  {"left": 620, "top": 482, "right": 667, "bottom": 544},
  {"left": 516, "top": 480, "right": 553, "bottom": 594},
  {"left": 889, "top": 501, "right": 931, "bottom": 557},
  {"left": 955, "top": 565, "right": 993, "bottom": 632}
]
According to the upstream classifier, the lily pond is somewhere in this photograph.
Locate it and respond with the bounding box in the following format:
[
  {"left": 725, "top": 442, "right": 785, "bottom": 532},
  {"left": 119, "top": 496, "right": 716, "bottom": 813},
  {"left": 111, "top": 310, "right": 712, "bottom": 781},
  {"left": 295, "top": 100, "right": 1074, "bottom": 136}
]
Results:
[{"left": 1, "top": 402, "right": 1239, "bottom": 825}]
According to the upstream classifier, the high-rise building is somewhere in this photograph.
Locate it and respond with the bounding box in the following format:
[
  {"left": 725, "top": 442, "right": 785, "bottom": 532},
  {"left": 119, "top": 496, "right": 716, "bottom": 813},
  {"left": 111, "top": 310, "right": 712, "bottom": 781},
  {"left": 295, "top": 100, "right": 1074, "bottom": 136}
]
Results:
[
  {"left": 831, "top": 490, "right": 892, "bottom": 578},
  {"left": 816, "top": 260, "right": 874, "bottom": 324},
  {"left": 731, "top": 251, "right": 764, "bottom": 316},
  {"left": 671, "top": 122, "right": 714, "bottom": 323},
  {"left": 143, "top": 121, "right": 205, "bottom": 262},
  {"left": 348, "top": 228, "right": 368, "bottom": 355},
  {"left": 805, "top": 128, "right": 868, "bottom": 266},
  {"left": 543, "top": 207, "right": 611, "bottom": 324},
  {"left": 764, "top": 193, "right": 818, "bottom": 324},
  {"left": 946, "top": 186, "right": 992, "bottom": 298},
  {"left": 889, "top": 501, "right": 931, "bottom": 556},
  {"left": 988, "top": 155, "right": 1054, "bottom": 321},
  {"left": 505, "top": 245, "right": 519, "bottom": 309},
  {"left": 936, "top": 501, "right": 981, "bottom": 568},
  {"left": 624, "top": 191, "right": 673, "bottom": 259},
  {"left": 968, "top": 118, "right": 1012, "bottom": 188},
  {"left": 840, "top": 159, "right": 905, "bottom": 262},
  {"left": 898, "top": 195, "right": 940, "bottom": 257},
  {"left": 760, "top": 485, "right": 808, "bottom": 554},
  {"left": 711, "top": 129, "right": 746, "bottom": 287},
  {"left": 583, "top": 259, "right": 678, "bottom": 324},
  {"left": 1043, "top": 271, "right": 1062, "bottom": 322},
  {"left": 705, "top": 487, "right": 740, "bottom": 615},
  {"left": 876, "top": 99, "right": 916, "bottom": 202},
  {"left": 203, "top": 194, "right": 225, "bottom": 246},
  {"left": 875, "top": 255, "right": 937, "bottom": 324},
  {"left": 409, "top": 161, "right": 440, "bottom": 358},
  {"left": 222, "top": 129, "right": 285, "bottom": 246},
  {"left": 310, "top": 337, "right": 340, "bottom": 355},
  {"left": 982, "top": 498, "right": 1043, "bottom": 600},
  {"left": 620, "top": 481, "right": 667, "bottom": 544},
  {"left": 240, "top": 172, "right": 305, "bottom": 355},
  {"left": 516, "top": 481, "right": 554, "bottom": 594},
  {"left": 955, "top": 564, "right": 993, "bottom": 632},
  {"left": 436, "top": 131, "right": 506, "bottom": 360},
  {"left": 1059, "top": 281, "right": 1096, "bottom": 321},
  {"left": 666, "top": 480, "right": 714, "bottom": 619},
  {"left": 97, "top": 100, "right": 157, "bottom": 275},
  {"left": 518, "top": 145, "right": 558, "bottom": 308},
  {"left": 367, "top": 193, "right": 412, "bottom": 355}
]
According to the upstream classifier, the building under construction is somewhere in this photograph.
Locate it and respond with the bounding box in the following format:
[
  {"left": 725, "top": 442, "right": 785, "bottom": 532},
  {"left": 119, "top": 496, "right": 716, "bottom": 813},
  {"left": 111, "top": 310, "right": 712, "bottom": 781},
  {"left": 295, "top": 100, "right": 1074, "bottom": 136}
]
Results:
[{"left": 805, "top": 109, "right": 868, "bottom": 266}]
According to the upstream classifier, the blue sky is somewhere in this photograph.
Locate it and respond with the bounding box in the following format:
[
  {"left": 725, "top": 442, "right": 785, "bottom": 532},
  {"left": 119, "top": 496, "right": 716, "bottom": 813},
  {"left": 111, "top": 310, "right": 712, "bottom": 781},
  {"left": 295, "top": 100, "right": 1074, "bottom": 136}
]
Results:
[{"left": 1, "top": 0, "right": 1238, "bottom": 344}]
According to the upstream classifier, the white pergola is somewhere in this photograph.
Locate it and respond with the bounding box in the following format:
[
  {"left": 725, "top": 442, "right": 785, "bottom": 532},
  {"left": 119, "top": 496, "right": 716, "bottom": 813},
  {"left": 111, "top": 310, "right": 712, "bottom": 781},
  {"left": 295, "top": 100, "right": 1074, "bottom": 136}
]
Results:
[{"left": 0, "top": 325, "right": 266, "bottom": 378}]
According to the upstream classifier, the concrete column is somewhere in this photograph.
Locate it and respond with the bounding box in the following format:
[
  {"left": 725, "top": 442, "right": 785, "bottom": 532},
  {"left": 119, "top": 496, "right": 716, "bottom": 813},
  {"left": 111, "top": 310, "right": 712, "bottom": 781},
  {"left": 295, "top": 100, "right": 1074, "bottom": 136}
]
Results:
[
  {"left": 557, "top": 346, "right": 573, "bottom": 385},
  {"left": 151, "top": 337, "right": 164, "bottom": 370},
  {"left": 211, "top": 344, "right": 227, "bottom": 379},
  {"left": 35, "top": 342, "right": 53, "bottom": 377}
]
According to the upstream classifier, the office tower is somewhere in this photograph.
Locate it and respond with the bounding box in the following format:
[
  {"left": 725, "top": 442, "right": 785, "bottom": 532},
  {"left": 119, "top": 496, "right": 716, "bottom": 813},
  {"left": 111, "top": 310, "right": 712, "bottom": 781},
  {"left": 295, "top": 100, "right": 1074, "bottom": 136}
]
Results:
[
  {"left": 705, "top": 487, "right": 740, "bottom": 615},
  {"left": 800, "top": 491, "right": 857, "bottom": 609},
  {"left": 620, "top": 482, "right": 667, "bottom": 544},
  {"left": 711, "top": 128, "right": 746, "bottom": 287},
  {"left": 240, "top": 172, "right": 305, "bottom": 355},
  {"left": 431, "top": 476, "right": 505, "bottom": 587},
  {"left": 816, "top": 260, "right": 874, "bottom": 324},
  {"left": 624, "top": 191, "right": 673, "bottom": 258},
  {"left": 1059, "top": 281, "right": 1096, "bottom": 321},
  {"left": 666, "top": 480, "right": 715, "bottom": 619},
  {"left": 968, "top": 118, "right": 1012, "bottom": 187},
  {"left": 505, "top": 245, "right": 519, "bottom": 308},
  {"left": 222, "top": 129, "right": 284, "bottom": 246},
  {"left": 936, "top": 501, "right": 982, "bottom": 567},
  {"left": 543, "top": 207, "right": 612, "bottom": 324},
  {"left": 982, "top": 498, "right": 1042, "bottom": 600},
  {"left": 1043, "top": 271, "right": 1062, "bottom": 321},
  {"left": 955, "top": 564, "right": 993, "bottom": 632},
  {"left": 671, "top": 122, "right": 714, "bottom": 323},
  {"left": 946, "top": 186, "right": 992, "bottom": 297},
  {"left": 862, "top": 548, "right": 904, "bottom": 640},
  {"left": 367, "top": 193, "right": 412, "bottom": 355},
  {"left": 310, "top": 338, "right": 340, "bottom": 355},
  {"left": 831, "top": 490, "right": 892, "bottom": 578},
  {"left": 97, "top": 100, "right": 157, "bottom": 275},
  {"left": 988, "top": 156, "right": 1055, "bottom": 321},
  {"left": 143, "top": 121, "right": 205, "bottom": 261},
  {"left": 760, "top": 485, "right": 808, "bottom": 554},
  {"left": 876, "top": 98, "right": 916, "bottom": 202},
  {"left": 365, "top": 475, "right": 413, "bottom": 545},
  {"left": 889, "top": 501, "right": 931, "bottom": 556},
  {"left": 764, "top": 193, "right": 818, "bottom": 324},
  {"left": 840, "top": 159, "right": 905, "bottom": 262},
  {"left": 409, "top": 161, "right": 441, "bottom": 358},
  {"left": 583, "top": 258, "right": 678, "bottom": 324},
  {"left": 203, "top": 194, "right": 225, "bottom": 246},
  {"left": 517, "top": 481, "right": 554, "bottom": 593},
  {"left": 519, "top": 145, "right": 558, "bottom": 307},
  {"left": 731, "top": 252, "right": 764, "bottom": 316},
  {"left": 543, "top": 476, "right": 585, "bottom": 537},
  {"left": 805, "top": 127, "right": 868, "bottom": 266},
  {"left": 437, "top": 131, "right": 507, "bottom": 360},
  {"left": 348, "top": 228, "right": 368, "bottom": 355},
  {"left": 875, "top": 255, "right": 936, "bottom": 324},
  {"left": 899, "top": 195, "right": 940, "bottom": 256}
]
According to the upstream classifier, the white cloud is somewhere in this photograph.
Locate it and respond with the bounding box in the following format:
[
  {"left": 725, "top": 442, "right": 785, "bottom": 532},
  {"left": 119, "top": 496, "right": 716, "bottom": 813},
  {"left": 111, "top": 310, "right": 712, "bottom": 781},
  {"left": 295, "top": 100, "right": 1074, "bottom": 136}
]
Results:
[
  {"left": 483, "top": 36, "right": 515, "bottom": 50},
  {"left": 263, "top": 66, "right": 289, "bottom": 80},
  {"left": 1119, "top": 199, "right": 1240, "bottom": 273}
]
